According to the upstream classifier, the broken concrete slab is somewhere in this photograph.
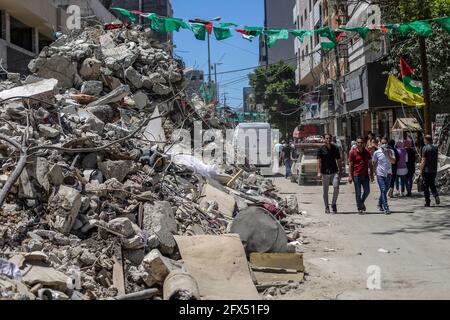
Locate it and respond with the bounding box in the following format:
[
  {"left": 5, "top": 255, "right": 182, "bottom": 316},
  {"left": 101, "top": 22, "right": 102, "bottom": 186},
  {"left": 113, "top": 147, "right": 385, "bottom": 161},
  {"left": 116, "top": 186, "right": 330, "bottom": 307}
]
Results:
[
  {"left": 86, "top": 84, "right": 130, "bottom": 108},
  {"left": 79, "top": 58, "right": 102, "bottom": 80},
  {"left": 81, "top": 80, "right": 103, "bottom": 96},
  {"left": 249, "top": 253, "right": 304, "bottom": 272},
  {"left": 107, "top": 217, "right": 139, "bottom": 238},
  {"left": 125, "top": 66, "right": 143, "bottom": 89},
  {"left": 143, "top": 201, "right": 177, "bottom": 255},
  {"left": 31, "top": 55, "right": 80, "bottom": 89},
  {"left": 174, "top": 234, "right": 260, "bottom": 300},
  {"left": 86, "top": 105, "right": 115, "bottom": 123},
  {"left": 50, "top": 186, "right": 82, "bottom": 235},
  {"left": 47, "top": 164, "right": 64, "bottom": 186},
  {"left": 22, "top": 265, "right": 69, "bottom": 292},
  {"left": 132, "top": 91, "right": 150, "bottom": 109},
  {"left": 140, "top": 249, "right": 175, "bottom": 286},
  {"left": 98, "top": 160, "right": 137, "bottom": 183},
  {"left": 199, "top": 184, "right": 236, "bottom": 218},
  {"left": 0, "top": 78, "right": 58, "bottom": 102},
  {"left": 38, "top": 124, "right": 61, "bottom": 139}
]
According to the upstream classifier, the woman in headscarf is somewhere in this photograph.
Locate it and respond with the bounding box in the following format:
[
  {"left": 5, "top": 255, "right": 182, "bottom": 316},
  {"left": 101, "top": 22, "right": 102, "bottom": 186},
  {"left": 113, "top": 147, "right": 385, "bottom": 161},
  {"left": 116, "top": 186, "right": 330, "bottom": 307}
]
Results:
[{"left": 395, "top": 140, "right": 409, "bottom": 197}]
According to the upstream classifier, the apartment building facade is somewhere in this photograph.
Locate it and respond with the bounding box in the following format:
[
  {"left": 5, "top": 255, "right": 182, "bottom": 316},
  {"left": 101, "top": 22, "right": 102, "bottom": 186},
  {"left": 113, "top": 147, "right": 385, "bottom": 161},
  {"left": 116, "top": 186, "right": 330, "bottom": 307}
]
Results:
[
  {"left": 0, "top": 0, "right": 69, "bottom": 75},
  {"left": 260, "top": 0, "right": 296, "bottom": 67}
]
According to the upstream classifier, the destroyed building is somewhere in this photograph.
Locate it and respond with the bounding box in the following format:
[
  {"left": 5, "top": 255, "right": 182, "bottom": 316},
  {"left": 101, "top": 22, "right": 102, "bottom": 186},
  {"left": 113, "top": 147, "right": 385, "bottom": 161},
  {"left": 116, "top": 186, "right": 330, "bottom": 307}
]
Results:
[{"left": 0, "top": 22, "right": 305, "bottom": 300}]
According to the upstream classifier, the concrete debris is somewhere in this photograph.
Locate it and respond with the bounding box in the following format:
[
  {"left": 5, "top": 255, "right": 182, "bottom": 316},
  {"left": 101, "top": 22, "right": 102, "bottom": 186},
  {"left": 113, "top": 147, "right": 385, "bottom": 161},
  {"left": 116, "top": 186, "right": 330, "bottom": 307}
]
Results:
[{"left": 0, "top": 23, "right": 304, "bottom": 300}]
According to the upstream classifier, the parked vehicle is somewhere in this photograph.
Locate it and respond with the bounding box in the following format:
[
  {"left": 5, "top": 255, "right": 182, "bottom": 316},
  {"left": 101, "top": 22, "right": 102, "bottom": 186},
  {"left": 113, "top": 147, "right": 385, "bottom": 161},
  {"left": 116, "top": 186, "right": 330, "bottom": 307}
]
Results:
[{"left": 232, "top": 122, "right": 272, "bottom": 167}]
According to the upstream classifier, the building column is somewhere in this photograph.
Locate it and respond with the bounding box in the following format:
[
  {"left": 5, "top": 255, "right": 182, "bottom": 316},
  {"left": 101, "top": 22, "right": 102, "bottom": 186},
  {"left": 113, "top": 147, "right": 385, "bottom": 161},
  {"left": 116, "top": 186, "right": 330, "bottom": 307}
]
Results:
[
  {"left": 1, "top": 10, "right": 11, "bottom": 43},
  {"left": 32, "top": 28, "right": 39, "bottom": 54}
]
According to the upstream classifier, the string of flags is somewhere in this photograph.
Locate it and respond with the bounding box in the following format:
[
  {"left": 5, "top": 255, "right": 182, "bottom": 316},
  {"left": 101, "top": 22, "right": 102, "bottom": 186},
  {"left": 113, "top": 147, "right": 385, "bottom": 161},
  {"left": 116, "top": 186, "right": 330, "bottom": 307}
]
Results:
[{"left": 110, "top": 8, "right": 450, "bottom": 50}]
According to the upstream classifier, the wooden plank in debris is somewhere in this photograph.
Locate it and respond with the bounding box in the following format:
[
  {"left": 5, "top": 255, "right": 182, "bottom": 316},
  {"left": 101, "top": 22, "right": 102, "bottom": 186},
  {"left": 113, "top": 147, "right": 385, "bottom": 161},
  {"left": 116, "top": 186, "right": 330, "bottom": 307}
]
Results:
[
  {"left": 112, "top": 245, "right": 126, "bottom": 295},
  {"left": 226, "top": 169, "right": 244, "bottom": 187},
  {"left": 253, "top": 271, "right": 304, "bottom": 284},
  {"left": 249, "top": 252, "right": 304, "bottom": 272},
  {"left": 250, "top": 265, "right": 298, "bottom": 274}
]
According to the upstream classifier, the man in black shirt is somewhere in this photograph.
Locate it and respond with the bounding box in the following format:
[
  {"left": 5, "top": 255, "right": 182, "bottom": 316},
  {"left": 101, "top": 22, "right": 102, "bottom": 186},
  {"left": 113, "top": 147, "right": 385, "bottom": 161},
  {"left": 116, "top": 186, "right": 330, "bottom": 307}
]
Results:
[
  {"left": 420, "top": 134, "right": 440, "bottom": 207},
  {"left": 317, "top": 133, "right": 342, "bottom": 213},
  {"left": 281, "top": 142, "right": 294, "bottom": 178}
]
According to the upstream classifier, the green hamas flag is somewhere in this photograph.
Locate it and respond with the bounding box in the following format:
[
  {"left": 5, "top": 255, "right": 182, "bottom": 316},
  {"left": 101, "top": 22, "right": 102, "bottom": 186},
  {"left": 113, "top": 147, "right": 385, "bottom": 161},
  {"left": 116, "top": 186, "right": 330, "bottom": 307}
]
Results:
[
  {"left": 213, "top": 26, "right": 233, "bottom": 40},
  {"left": 199, "top": 83, "right": 216, "bottom": 103},
  {"left": 435, "top": 16, "right": 450, "bottom": 34},
  {"left": 190, "top": 23, "right": 206, "bottom": 40},
  {"left": 398, "top": 21, "right": 433, "bottom": 37},
  {"left": 289, "top": 30, "right": 313, "bottom": 42},
  {"left": 264, "top": 29, "right": 289, "bottom": 48},
  {"left": 339, "top": 27, "right": 369, "bottom": 39},
  {"left": 316, "top": 27, "right": 337, "bottom": 49},
  {"left": 146, "top": 14, "right": 190, "bottom": 33},
  {"left": 111, "top": 8, "right": 137, "bottom": 23},
  {"left": 220, "top": 22, "right": 239, "bottom": 28},
  {"left": 164, "top": 17, "right": 190, "bottom": 32}
]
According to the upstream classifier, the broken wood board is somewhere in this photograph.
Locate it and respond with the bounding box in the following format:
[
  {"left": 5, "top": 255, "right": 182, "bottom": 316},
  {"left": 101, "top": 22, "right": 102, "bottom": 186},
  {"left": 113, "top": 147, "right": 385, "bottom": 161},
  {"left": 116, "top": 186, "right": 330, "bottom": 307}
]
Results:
[
  {"left": 252, "top": 271, "right": 304, "bottom": 284},
  {"left": 199, "top": 184, "right": 236, "bottom": 218},
  {"left": 112, "top": 245, "right": 126, "bottom": 295},
  {"left": 249, "top": 252, "right": 304, "bottom": 272},
  {"left": 174, "top": 234, "right": 259, "bottom": 300}
]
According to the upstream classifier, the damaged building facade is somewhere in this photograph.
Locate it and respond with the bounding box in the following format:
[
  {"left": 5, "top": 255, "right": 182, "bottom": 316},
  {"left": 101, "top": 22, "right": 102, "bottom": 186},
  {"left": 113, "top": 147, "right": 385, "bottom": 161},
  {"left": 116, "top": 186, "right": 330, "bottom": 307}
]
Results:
[{"left": 0, "top": 0, "right": 69, "bottom": 74}]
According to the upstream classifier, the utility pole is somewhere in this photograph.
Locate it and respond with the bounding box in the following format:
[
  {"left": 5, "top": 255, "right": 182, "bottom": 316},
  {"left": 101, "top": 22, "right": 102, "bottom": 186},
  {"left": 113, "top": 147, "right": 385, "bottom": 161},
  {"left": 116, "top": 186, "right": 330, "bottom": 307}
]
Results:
[
  {"left": 419, "top": 36, "right": 432, "bottom": 135},
  {"left": 207, "top": 32, "right": 212, "bottom": 84},
  {"left": 213, "top": 62, "right": 222, "bottom": 101}
]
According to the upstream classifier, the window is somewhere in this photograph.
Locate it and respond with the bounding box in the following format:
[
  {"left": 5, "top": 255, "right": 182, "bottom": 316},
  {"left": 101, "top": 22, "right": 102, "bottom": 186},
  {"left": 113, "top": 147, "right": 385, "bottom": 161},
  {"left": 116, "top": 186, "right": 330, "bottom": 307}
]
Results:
[
  {"left": 10, "top": 16, "right": 32, "bottom": 52},
  {"left": 300, "top": 16, "right": 303, "bottom": 27},
  {"left": 309, "top": 0, "right": 312, "bottom": 11},
  {"left": 306, "top": 44, "right": 309, "bottom": 57},
  {"left": 304, "top": 9, "right": 307, "bottom": 21},
  {"left": 301, "top": 50, "right": 304, "bottom": 61}
]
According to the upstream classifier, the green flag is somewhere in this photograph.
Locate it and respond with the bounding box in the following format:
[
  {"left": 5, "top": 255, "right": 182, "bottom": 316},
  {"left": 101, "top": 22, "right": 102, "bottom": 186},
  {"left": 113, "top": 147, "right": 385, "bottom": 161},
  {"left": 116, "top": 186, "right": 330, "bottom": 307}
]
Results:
[
  {"left": 213, "top": 26, "right": 233, "bottom": 40},
  {"left": 190, "top": 23, "right": 206, "bottom": 40},
  {"left": 220, "top": 22, "right": 239, "bottom": 28},
  {"left": 339, "top": 27, "right": 369, "bottom": 39},
  {"left": 289, "top": 30, "right": 313, "bottom": 42},
  {"left": 111, "top": 8, "right": 137, "bottom": 23},
  {"left": 264, "top": 29, "right": 289, "bottom": 48},
  {"left": 435, "top": 17, "right": 450, "bottom": 34},
  {"left": 164, "top": 17, "right": 190, "bottom": 32},
  {"left": 243, "top": 26, "right": 263, "bottom": 36},
  {"left": 398, "top": 21, "right": 433, "bottom": 37}
]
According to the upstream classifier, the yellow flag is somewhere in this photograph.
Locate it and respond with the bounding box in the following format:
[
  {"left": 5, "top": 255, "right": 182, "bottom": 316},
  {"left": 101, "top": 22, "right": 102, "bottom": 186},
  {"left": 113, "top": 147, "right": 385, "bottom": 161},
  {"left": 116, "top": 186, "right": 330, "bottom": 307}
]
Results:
[{"left": 384, "top": 74, "right": 425, "bottom": 106}]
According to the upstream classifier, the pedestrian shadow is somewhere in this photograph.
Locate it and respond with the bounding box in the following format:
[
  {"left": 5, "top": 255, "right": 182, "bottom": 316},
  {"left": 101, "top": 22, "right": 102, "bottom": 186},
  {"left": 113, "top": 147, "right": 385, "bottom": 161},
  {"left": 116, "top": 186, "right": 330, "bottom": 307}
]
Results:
[
  {"left": 371, "top": 205, "right": 450, "bottom": 239},
  {"left": 335, "top": 211, "right": 383, "bottom": 215}
]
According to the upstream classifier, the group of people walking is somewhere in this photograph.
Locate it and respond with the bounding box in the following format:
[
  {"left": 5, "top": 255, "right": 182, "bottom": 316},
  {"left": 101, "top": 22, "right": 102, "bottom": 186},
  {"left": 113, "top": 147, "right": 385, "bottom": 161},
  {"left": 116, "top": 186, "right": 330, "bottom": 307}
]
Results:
[{"left": 317, "top": 133, "right": 440, "bottom": 214}]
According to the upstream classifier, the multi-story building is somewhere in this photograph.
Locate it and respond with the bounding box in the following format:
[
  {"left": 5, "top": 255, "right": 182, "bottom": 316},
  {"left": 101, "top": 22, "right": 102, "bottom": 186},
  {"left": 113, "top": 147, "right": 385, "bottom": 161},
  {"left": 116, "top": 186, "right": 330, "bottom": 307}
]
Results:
[
  {"left": 260, "top": 0, "right": 296, "bottom": 67},
  {"left": 293, "top": 0, "right": 348, "bottom": 136},
  {"left": 110, "top": 0, "right": 173, "bottom": 43},
  {"left": 0, "top": 0, "right": 69, "bottom": 74},
  {"left": 340, "top": 1, "right": 396, "bottom": 142}
]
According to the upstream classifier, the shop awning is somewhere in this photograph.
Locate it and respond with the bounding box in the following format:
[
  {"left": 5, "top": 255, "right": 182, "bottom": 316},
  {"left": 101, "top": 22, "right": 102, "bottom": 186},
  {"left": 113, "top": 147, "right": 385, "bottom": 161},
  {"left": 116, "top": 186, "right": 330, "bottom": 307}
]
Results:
[{"left": 391, "top": 118, "right": 422, "bottom": 131}]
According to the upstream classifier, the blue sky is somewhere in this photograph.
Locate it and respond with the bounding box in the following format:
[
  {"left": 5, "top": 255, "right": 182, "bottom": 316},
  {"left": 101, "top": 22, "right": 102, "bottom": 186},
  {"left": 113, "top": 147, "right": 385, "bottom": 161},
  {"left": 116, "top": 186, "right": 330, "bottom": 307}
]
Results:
[{"left": 171, "top": 0, "right": 264, "bottom": 109}]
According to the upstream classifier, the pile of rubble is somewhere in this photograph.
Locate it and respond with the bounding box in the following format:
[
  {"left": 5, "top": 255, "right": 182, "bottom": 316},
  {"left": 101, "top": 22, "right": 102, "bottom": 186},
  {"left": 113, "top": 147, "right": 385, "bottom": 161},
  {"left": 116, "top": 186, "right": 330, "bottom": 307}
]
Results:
[
  {"left": 0, "top": 26, "right": 304, "bottom": 300},
  {"left": 437, "top": 155, "right": 450, "bottom": 195}
]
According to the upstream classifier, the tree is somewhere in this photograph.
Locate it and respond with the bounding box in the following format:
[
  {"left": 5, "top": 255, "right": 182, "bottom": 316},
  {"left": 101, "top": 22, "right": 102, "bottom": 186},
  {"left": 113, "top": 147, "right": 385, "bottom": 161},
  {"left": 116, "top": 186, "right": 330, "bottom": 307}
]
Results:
[
  {"left": 248, "top": 62, "right": 301, "bottom": 139},
  {"left": 372, "top": 0, "right": 450, "bottom": 105}
]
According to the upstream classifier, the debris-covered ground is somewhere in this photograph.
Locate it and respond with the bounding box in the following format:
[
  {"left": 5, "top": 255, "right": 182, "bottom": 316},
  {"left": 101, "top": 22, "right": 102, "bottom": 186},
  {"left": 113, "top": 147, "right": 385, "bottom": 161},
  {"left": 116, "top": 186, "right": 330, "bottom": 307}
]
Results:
[{"left": 0, "top": 25, "right": 305, "bottom": 300}]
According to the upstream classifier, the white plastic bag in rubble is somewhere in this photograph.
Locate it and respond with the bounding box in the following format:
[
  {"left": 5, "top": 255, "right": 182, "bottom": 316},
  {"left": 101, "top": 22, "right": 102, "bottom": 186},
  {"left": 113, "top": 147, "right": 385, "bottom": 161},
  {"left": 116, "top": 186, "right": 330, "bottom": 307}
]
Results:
[{"left": 172, "top": 154, "right": 218, "bottom": 178}]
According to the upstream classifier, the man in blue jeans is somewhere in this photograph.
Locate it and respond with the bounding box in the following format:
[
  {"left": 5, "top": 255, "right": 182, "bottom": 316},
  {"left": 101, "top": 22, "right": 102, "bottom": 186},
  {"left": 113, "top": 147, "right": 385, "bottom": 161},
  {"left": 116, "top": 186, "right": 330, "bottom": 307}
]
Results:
[
  {"left": 281, "top": 142, "right": 294, "bottom": 179},
  {"left": 348, "top": 137, "right": 374, "bottom": 214},
  {"left": 372, "top": 137, "right": 396, "bottom": 214},
  {"left": 420, "top": 134, "right": 440, "bottom": 207}
]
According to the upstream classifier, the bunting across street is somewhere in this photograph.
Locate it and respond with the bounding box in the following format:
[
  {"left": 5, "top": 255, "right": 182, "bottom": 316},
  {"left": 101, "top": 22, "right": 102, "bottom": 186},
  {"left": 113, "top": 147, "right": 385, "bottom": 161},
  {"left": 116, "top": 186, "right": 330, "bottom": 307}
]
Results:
[{"left": 110, "top": 8, "right": 450, "bottom": 50}]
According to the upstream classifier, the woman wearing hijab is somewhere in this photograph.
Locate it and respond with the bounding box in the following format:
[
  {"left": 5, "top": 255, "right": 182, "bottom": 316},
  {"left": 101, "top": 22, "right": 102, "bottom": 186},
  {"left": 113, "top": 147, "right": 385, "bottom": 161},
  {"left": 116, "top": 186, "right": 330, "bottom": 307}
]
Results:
[{"left": 396, "top": 141, "right": 409, "bottom": 197}]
